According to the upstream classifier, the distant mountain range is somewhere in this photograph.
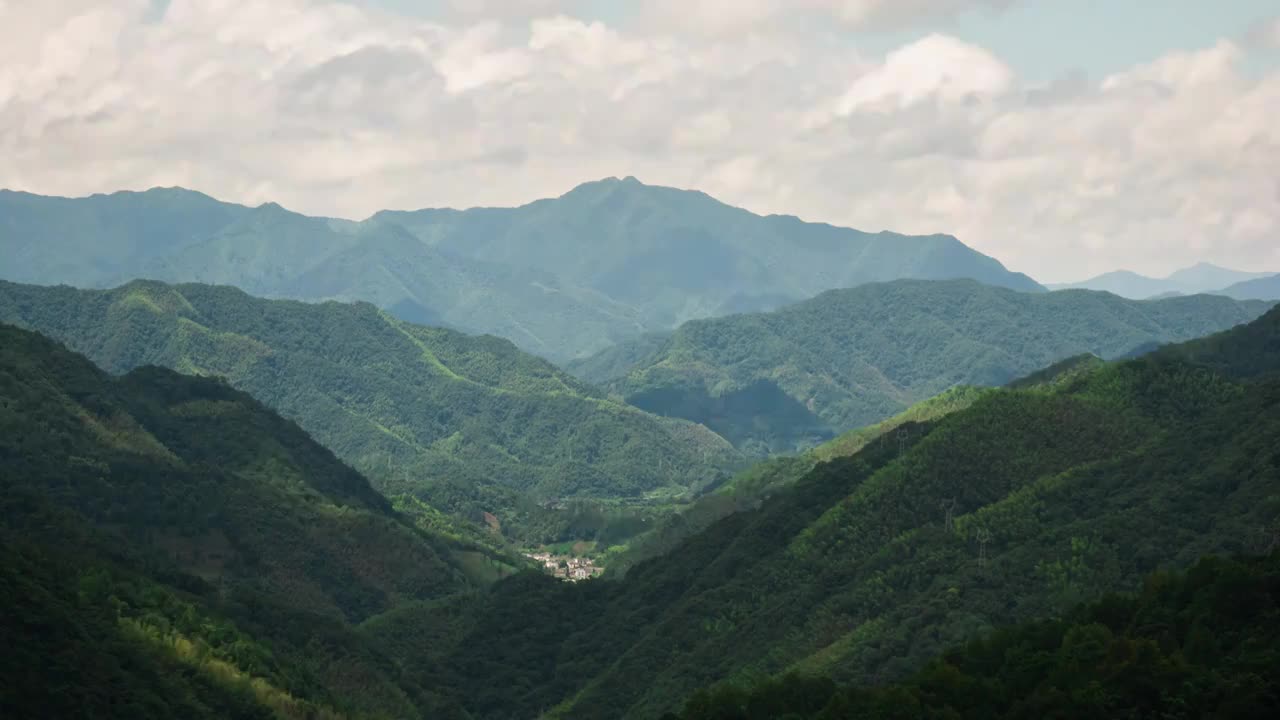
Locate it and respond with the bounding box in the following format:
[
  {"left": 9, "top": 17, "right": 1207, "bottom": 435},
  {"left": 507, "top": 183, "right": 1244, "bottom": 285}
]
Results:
[
  {"left": 1048, "top": 261, "right": 1277, "bottom": 299},
  {"left": 0, "top": 179, "right": 1043, "bottom": 361},
  {"left": 1216, "top": 273, "right": 1280, "bottom": 301},
  {"left": 573, "top": 279, "right": 1275, "bottom": 453}
]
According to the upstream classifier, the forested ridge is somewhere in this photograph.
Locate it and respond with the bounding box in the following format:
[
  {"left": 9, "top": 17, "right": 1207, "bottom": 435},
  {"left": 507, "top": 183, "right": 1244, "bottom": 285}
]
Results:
[
  {"left": 2, "top": 300, "right": 1278, "bottom": 719},
  {"left": 0, "top": 323, "right": 489, "bottom": 717},
  {"left": 361, "top": 303, "right": 1280, "bottom": 719},
  {"left": 3, "top": 293, "right": 1278, "bottom": 719},
  {"left": 670, "top": 553, "right": 1280, "bottom": 719},
  {"left": 0, "top": 279, "right": 740, "bottom": 544},
  {"left": 585, "top": 278, "right": 1274, "bottom": 454}
]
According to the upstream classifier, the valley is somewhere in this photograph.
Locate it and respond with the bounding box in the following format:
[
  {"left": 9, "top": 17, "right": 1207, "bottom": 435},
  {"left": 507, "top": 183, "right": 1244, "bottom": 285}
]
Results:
[{"left": 3, "top": 163, "right": 1279, "bottom": 720}]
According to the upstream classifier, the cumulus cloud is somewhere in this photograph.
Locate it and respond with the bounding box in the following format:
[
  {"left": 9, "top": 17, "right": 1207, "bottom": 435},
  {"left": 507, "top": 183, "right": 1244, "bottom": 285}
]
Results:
[
  {"left": 834, "top": 34, "right": 1013, "bottom": 114},
  {"left": 1, "top": 0, "right": 1278, "bottom": 281}
]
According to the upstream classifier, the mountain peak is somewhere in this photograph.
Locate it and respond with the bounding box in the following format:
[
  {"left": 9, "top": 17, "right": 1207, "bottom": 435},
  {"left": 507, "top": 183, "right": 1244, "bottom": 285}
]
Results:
[{"left": 565, "top": 175, "right": 647, "bottom": 193}]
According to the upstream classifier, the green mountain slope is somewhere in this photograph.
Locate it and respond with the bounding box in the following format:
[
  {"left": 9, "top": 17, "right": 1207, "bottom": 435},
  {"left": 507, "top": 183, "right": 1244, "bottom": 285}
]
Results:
[
  {"left": 2, "top": 179, "right": 1042, "bottom": 361},
  {"left": 592, "top": 279, "right": 1275, "bottom": 453},
  {"left": 0, "top": 323, "right": 471, "bottom": 620},
  {"left": 0, "top": 323, "right": 484, "bottom": 718},
  {"left": 605, "top": 385, "right": 995, "bottom": 578},
  {"left": 0, "top": 279, "right": 739, "bottom": 543},
  {"left": 671, "top": 553, "right": 1280, "bottom": 719},
  {"left": 377, "top": 304, "right": 1280, "bottom": 719}
]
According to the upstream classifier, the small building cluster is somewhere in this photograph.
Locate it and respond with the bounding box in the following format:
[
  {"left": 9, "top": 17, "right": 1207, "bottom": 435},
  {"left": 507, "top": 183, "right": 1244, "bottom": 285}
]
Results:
[{"left": 524, "top": 552, "right": 605, "bottom": 581}]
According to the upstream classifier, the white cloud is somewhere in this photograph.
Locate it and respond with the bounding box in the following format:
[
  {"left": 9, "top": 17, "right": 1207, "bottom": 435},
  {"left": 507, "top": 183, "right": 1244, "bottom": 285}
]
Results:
[
  {"left": 1, "top": 1, "right": 1278, "bottom": 282},
  {"left": 834, "top": 34, "right": 1013, "bottom": 114}
]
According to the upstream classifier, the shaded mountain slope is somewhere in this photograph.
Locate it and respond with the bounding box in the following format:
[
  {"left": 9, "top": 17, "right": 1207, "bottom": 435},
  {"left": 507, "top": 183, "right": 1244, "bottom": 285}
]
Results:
[
  {"left": 0, "top": 323, "right": 487, "bottom": 718},
  {"left": 671, "top": 553, "right": 1280, "bottom": 719},
  {"left": 591, "top": 279, "right": 1274, "bottom": 453},
  {"left": 376, "top": 304, "right": 1280, "bottom": 719},
  {"left": 0, "top": 280, "right": 739, "bottom": 542},
  {"left": 0, "top": 323, "right": 470, "bottom": 620}
]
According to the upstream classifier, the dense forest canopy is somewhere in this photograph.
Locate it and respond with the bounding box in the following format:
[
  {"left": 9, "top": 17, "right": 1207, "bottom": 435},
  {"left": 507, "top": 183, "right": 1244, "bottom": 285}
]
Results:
[
  {"left": 3, "top": 296, "right": 1279, "bottom": 719},
  {"left": 0, "top": 323, "right": 488, "bottom": 717},
  {"left": 585, "top": 279, "right": 1275, "bottom": 453},
  {"left": 0, "top": 279, "right": 740, "bottom": 544},
  {"left": 357, "top": 304, "right": 1280, "bottom": 719}
]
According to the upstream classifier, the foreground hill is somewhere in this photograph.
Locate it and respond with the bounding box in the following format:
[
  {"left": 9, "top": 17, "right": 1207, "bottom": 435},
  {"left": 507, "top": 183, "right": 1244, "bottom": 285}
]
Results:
[
  {"left": 582, "top": 279, "right": 1274, "bottom": 453},
  {"left": 1, "top": 180, "right": 1042, "bottom": 360},
  {"left": 375, "top": 303, "right": 1280, "bottom": 719},
  {"left": 0, "top": 324, "right": 481, "bottom": 717},
  {"left": 671, "top": 553, "right": 1280, "bottom": 719},
  {"left": 0, "top": 280, "right": 738, "bottom": 543}
]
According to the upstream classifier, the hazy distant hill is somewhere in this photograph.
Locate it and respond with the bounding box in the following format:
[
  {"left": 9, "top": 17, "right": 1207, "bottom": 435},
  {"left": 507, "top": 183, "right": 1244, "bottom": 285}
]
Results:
[
  {"left": 1214, "top": 273, "right": 1280, "bottom": 301},
  {"left": 1048, "top": 261, "right": 1274, "bottom": 299},
  {"left": 0, "top": 280, "right": 739, "bottom": 543},
  {"left": 1, "top": 179, "right": 1043, "bottom": 361},
  {"left": 583, "top": 279, "right": 1275, "bottom": 453},
  {"left": 0, "top": 187, "right": 250, "bottom": 286}
]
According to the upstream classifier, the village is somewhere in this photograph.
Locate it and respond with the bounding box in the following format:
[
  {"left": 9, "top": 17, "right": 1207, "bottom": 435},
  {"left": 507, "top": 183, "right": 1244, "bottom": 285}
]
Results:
[{"left": 524, "top": 552, "right": 605, "bottom": 581}]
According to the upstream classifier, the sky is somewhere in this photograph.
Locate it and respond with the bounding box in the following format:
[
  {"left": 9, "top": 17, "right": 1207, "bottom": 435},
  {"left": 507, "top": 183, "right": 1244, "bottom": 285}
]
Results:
[{"left": 2, "top": 1, "right": 1278, "bottom": 282}]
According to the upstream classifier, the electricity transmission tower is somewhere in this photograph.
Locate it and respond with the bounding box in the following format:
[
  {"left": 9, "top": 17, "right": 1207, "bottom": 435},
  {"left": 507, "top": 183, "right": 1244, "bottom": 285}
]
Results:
[
  {"left": 897, "top": 427, "right": 910, "bottom": 457},
  {"left": 940, "top": 498, "right": 957, "bottom": 533},
  {"left": 976, "top": 527, "right": 992, "bottom": 567}
]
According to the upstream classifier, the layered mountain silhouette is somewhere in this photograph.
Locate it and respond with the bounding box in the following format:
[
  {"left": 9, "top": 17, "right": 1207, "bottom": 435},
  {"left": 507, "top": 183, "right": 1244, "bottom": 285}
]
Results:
[
  {"left": 575, "top": 279, "right": 1275, "bottom": 453},
  {"left": 361, "top": 303, "right": 1280, "bottom": 719},
  {"left": 1048, "top": 261, "right": 1276, "bottom": 299},
  {"left": 0, "top": 279, "right": 739, "bottom": 543},
  {"left": 1216, "top": 273, "right": 1280, "bottom": 301},
  {"left": 1, "top": 179, "right": 1043, "bottom": 361}
]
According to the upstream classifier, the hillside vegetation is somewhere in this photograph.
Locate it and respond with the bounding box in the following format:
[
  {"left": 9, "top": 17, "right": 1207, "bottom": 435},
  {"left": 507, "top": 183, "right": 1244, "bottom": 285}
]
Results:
[
  {"left": 671, "top": 553, "right": 1280, "bottom": 719},
  {"left": 605, "top": 385, "right": 996, "bottom": 577},
  {"left": 0, "top": 323, "right": 486, "bottom": 718},
  {"left": 1, "top": 180, "right": 1042, "bottom": 360},
  {"left": 587, "top": 279, "right": 1274, "bottom": 453},
  {"left": 372, "top": 303, "right": 1280, "bottom": 719},
  {"left": 0, "top": 280, "right": 739, "bottom": 544}
]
